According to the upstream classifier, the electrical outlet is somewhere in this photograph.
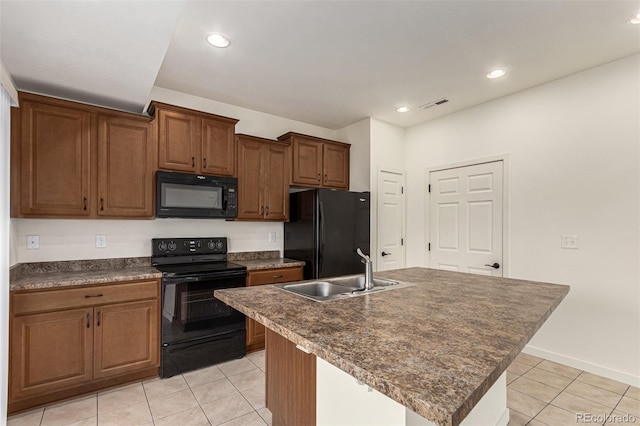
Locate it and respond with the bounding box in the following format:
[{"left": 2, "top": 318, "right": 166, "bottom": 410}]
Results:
[
  {"left": 269, "top": 232, "right": 276, "bottom": 243},
  {"left": 27, "top": 235, "right": 39, "bottom": 250},
  {"left": 96, "top": 234, "right": 107, "bottom": 248},
  {"left": 561, "top": 234, "right": 578, "bottom": 249}
]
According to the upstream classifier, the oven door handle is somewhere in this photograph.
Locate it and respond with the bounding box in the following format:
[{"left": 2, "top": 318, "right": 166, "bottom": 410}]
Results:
[{"left": 162, "top": 269, "right": 247, "bottom": 284}]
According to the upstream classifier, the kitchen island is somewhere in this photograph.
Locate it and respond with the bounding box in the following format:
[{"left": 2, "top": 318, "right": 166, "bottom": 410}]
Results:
[{"left": 214, "top": 267, "right": 569, "bottom": 426}]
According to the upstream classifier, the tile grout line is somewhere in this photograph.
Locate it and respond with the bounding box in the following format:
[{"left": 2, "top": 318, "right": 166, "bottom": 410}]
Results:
[{"left": 181, "top": 372, "right": 213, "bottom": 426}]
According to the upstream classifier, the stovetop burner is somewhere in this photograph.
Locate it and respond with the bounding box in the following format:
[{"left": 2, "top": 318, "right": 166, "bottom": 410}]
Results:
[{"left": 151, "top": 237, "right": 245, "bottom": 275}]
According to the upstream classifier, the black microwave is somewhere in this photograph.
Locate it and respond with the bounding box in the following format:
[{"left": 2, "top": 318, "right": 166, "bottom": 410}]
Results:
[{"left": 156, "top": 171, "right": 238, "bottom": 219}]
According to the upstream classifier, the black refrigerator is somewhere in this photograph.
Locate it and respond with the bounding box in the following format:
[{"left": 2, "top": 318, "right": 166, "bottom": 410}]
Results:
[{"left": 284, "top": 189, "right": 370, "bottom": 280}]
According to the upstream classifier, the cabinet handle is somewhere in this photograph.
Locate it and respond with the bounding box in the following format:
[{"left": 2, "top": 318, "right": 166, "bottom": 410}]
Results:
[
  {"left": 317, "top": 173, "right": 321, "bottom": 181},
  {"left": 272, "top": 275, "right": 283, "bottom": 279},
  {"left": 265, "top": 206, "right": 269, "bottom": 216},
  {"left": 261, "top": 206, "right": 264, "bottom": 215},
  {"left": 203, "top": 158, "right": 207, "bottom": 169},
  {"left": 100, "top": 198, "right": 104, "bottom": 211},
  {"left": 97, "top": 311, "right": 101, "bottom": 327},
  {"left": 83, "top": 197, "right": 87, "bottom": 211},
  {"left": 191, "top": 157, "right": 195, "bottom": 168},
  {"left": 84, "top": 294, "right": 103, "bottom": 298},
  {"left": 86, "top": 313, "right": 90, "bottom": 328}
]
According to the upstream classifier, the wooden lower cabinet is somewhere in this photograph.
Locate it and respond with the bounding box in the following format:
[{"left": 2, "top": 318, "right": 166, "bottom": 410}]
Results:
[
  {"left": 266, "top": 328, "right": 316, "bottom": 426},
  {"left": 10, "top": 308, "right": 94, "bottom": 400},
  {"left": 93, "top": 300, "right": 159, "bottom": 379},
  {"left": 9, "top": 279, "right": 160, "bottom": 413},
  {"left": 246, "top": 266, "right": 303, "bottom": 352}
]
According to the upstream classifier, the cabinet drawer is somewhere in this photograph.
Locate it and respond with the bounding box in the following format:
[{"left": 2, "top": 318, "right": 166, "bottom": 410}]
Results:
[
  {"left": 13, "top": 280, "right": 159, "bottom": 315},
  {"left": 247, "top": 267, "right": 303, "bottom": 286}
]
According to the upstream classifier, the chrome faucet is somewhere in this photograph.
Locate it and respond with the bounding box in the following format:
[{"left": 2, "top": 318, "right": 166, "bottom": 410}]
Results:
[{"left": 356, "top": 248, "right": 374, "bottom": 290}]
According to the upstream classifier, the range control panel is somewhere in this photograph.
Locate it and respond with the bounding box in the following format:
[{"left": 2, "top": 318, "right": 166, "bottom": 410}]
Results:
[{"left": 152, "top": 237, "right": 228, "bottom": 256}]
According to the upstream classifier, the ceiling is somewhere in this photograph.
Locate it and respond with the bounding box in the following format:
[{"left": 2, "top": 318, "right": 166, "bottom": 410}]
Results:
[{"left": 1, "top": 1, "right": 639, "bottom": 130}]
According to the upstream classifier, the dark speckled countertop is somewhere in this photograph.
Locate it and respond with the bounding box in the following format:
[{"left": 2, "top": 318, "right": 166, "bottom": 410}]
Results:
[
  {"left": 215, "top": 267, "right": 569, "bottom": 426},
  {"left": 10, "top": 257, "right": 161, "bottom": 291}
]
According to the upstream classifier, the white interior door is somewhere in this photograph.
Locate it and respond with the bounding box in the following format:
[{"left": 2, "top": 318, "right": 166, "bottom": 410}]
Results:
[
  {"left": 429, "top": 161, "right": 503, "bottom": 276},
  {"left": 377, "top": 169, "right": 405, "bottom": 271}
]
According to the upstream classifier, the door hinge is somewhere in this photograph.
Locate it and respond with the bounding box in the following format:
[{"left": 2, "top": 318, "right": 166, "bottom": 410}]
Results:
[
  {"left": 428, "top": 184, "right": 431, "bottom": 193},
  {"left": 401, "top": 186, "right": 404, "bottom": 194},
  {"left": 401, "top": 238, "right": 404, "bottom": 246},
  {"left": 428, "top": 243, "right": 431, "bottom": 251}
]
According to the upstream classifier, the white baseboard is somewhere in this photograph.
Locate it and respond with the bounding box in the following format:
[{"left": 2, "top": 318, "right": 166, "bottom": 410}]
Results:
[
  {"left": 496, "top": 408, "right": 510, "bottom": 426},
  {"left": 524, "top": 345, "right": 640, "bottom": 387}
]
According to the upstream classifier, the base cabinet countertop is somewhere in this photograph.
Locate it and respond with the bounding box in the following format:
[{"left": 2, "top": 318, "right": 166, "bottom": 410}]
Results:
[{"left": 215, "top": 267, "right": 570, "bottom": 426}]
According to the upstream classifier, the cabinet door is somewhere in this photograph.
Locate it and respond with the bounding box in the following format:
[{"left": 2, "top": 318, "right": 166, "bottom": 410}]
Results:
[
  {"left": 291, "top": 137, "right": 323, "bottom": 187},
  {"left": 10, "top": 308, "right": 93, "bottom": 399},
  {"left": 20, "top": 100, "right": 91, "bottom": 216},
  {"left": 93, "top": 300, "right": 159, "bottom": 380},
  {"left": 263, "top": 143, "right": 289, "bottom": 221},
  {"left": 157, "top": 109, "right": 199, "bottom": 172},
  {"left": 323, "top": 143, "right": 350, "bottom": 189},
  {"left": 201, "top": 117, "right": 236, "bottom": 176},
  {"left": 237, "top": 138, "right": 265, "bottom": 220},
  {"left": 97, "top": 115, "right": 155, "bottom": 217},
  {"left": 246, "top": 267, "right": 302, "bottom": 352}
]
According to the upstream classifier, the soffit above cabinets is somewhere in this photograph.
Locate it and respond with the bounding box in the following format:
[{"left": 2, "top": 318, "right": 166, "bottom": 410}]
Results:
[{"left": 1, "top": 1, "right": 638, "bottom": 129}]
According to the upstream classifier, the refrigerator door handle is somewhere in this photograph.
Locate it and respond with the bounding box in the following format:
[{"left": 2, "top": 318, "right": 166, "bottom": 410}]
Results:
[{"left": 319, "top": 201, "right": 325, "bottom": 275}]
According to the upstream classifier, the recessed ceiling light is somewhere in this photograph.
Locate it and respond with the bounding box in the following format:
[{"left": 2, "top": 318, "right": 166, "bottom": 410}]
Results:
[
  {"left": 396, "top": 106, "right": 410, "bottom": 113},
  {"left": 630, "top": 13, "right": 640, "bottom": 24},
  {"left": 486, "top": 69, "right": 506, "bottom": 79},
  {"left": 206, "top": 33, "right": 230, "bottom": 48}
]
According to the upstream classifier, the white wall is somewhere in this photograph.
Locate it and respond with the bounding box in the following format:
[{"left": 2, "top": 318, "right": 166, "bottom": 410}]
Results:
[
  {"left": 337, "top": 118, "right": 370, "bottom": 192},
  {"left": 404, "top": 54, "right": 640, "bottom": 384},
  {"left": 369, "top": 118, "right": 406, "bottom": 268},
  {"left": 14, "top": 86, "right": 340, "bottom": 263}
]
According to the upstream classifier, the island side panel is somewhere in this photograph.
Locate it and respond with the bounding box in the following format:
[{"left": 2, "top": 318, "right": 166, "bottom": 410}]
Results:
[{"left": 266, "top": 328, "right": 316, "bottom": 426}]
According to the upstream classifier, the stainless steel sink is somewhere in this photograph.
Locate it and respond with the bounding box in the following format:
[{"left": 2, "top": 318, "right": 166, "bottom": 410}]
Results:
[{"left": 277, "top": 275, "right": 415, "bottom": 302}]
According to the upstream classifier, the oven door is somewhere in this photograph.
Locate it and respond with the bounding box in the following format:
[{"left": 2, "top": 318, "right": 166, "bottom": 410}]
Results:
[{"left": 161, "top": 269, "right": 246, "bottom": 345}]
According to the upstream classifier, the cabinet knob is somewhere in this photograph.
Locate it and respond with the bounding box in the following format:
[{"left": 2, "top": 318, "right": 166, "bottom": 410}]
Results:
[
  {"left": 83, "top": 197, "right": 87, "bottom": 211},
  {"left": 86, "top": 313, "right": 90, "bottom": 328},
  {"left": 191, "top": 157, "right": 195, "bottom": 168},
  {"left": 265, "top": 206, "right": 269, "bottom": 216},
  {"left": 203, "top": 158, "right": 207, "bottom": 169},
  {"left": 100, "top": 198, "right": 104, "bottom": 211},
  {"left": 97, "top": 311, "right": 101, "bottom": 327},
  {"left": 317, "top": 173, "right": 321, "bottom": 181},
  {"left": 261, "top": 206, "right": 264, "bottom": 215}
]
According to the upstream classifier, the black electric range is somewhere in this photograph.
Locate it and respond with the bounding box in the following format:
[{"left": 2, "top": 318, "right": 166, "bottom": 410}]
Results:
[{"left": 152, "top": 237, "right": 247, "bottom": 378}]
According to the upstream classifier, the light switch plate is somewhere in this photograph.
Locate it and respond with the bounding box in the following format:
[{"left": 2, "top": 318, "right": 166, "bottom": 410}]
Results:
[
  {"left": 561, "top": 234, "right": 578, "bottom": 249},
  {"left": 27, "top": 235, "right": 39, "bottom": 250},
  {"left": 96, "top": 234, "right": 107, "bottom": 248}
]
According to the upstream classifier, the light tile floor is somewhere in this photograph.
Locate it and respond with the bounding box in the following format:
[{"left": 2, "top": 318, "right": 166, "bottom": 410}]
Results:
[{"left": 7, "top": 351, "right": 639, "bottom": 426}]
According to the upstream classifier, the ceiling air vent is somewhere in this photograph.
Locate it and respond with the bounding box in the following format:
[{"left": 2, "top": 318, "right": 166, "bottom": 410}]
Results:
[{"left": 419, "top": 98, "right": 449, "bottom": 110}]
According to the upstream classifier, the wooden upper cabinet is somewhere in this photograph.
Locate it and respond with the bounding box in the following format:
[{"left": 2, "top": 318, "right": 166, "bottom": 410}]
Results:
[
  {"left": 13, "top": 92, "right": 155, "bottom": 219},
  {"left": 290, "top": 136, "right": 323, "bottom": 186},
  {"left": 278, "top": 132, "right": 350, "bottom": 190},
  {"left": 19, "top": 97, "right": 92, "bottom": 216},
  {"left": 149, "top": 102, "right": 238, "bottom": 176},
  {"left": 263, "top": 144, "right": 289, "bottom": 220},
  {"left": 322, "top": 142, "right": 349, "bottom": 189},
  {"left": 236, "top": 134, "right": 290, "bottom": 221},
  {"left": 97, "top": 115, "right": 155, "bottom": 217},
  {"left": 156, "top": 108, "right": 199, "bottom": 172},
  {"left": 236, "top": 137, "right": 264, "bottom": 220},
  {"left": 202, "top": 117, "right": 236, "bottom": 176}
]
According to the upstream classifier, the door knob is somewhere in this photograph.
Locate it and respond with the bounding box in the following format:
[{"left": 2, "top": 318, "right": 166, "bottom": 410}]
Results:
[
  {"left": 484, "top": 262, "right": 500, "bottom": 269},
  {"left": 381, "top": 251, "right": 391, "bottom": 257}
]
